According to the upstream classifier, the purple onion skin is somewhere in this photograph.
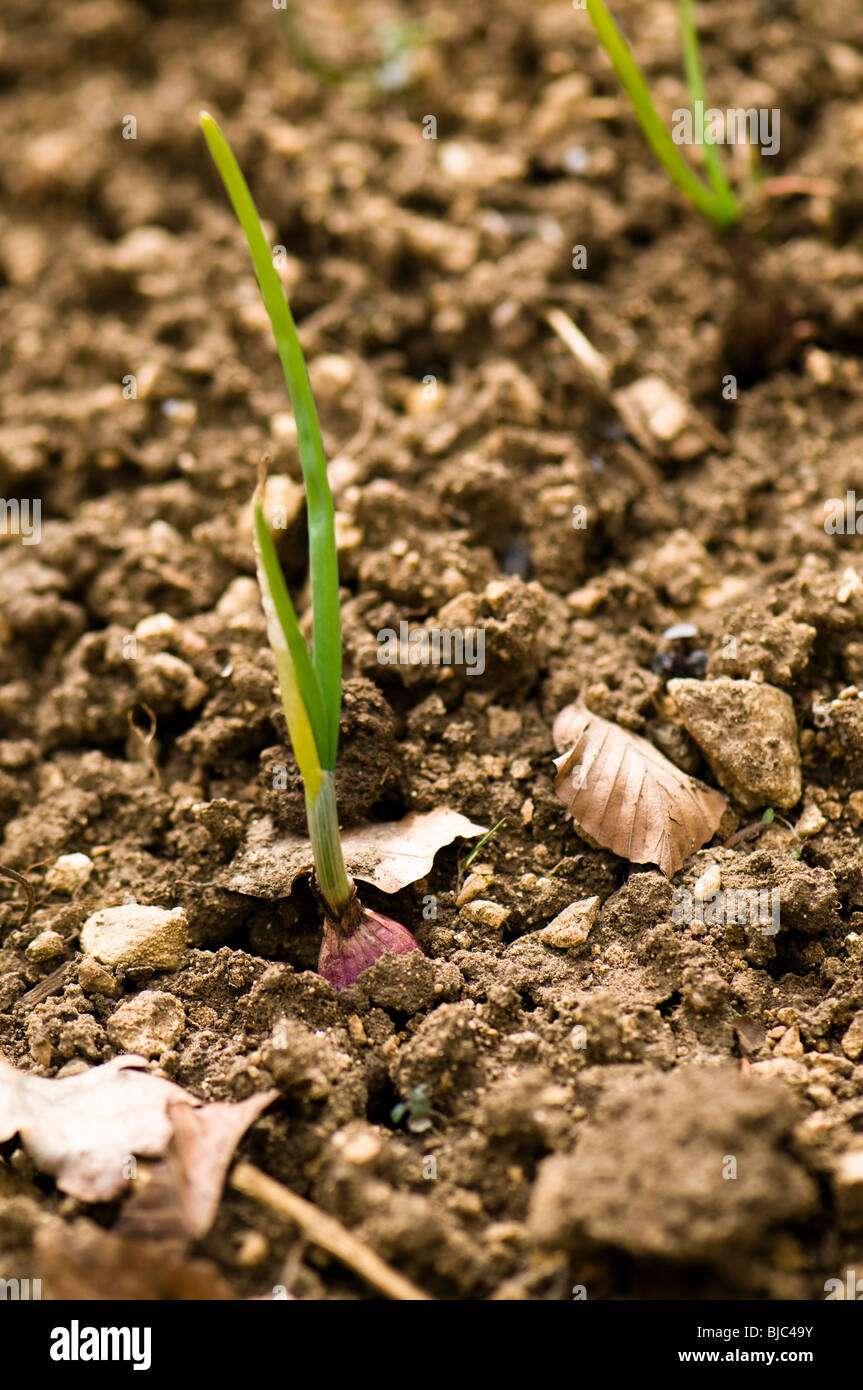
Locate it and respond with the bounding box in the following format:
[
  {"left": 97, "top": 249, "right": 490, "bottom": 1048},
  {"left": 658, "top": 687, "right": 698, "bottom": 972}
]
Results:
[{"left": 318, "top": 906, "right": 422, "bottom": 991}]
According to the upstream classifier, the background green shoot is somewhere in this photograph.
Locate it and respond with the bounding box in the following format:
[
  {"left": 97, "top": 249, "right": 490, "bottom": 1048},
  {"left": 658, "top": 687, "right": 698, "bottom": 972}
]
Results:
[{"left": 585, "top": 0, "right": 740, "bottom": 228}]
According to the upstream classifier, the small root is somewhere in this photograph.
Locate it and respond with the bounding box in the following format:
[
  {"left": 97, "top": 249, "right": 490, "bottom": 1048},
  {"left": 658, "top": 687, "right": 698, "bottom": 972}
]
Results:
[{"left": 0, "top": 863, "right": 35, "bottom": 927}]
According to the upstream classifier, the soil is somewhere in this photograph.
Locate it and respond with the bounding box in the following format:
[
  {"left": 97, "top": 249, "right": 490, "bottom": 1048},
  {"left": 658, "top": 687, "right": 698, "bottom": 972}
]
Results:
[{"left": 2, "top": 0, "right": 863, "bottom": 1301}]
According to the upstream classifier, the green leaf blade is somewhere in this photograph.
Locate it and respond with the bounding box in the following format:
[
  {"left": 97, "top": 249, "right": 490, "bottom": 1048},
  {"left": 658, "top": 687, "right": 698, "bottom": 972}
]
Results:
[
  {"left": 200, "top": 112, "right": 342, "bottom": 769},
  {"left": 678, "top": 0, "right": 739, "bottom": 224},
  {"left": 584, "top": 0, "right": 738, "bottom": 228},
  {"left": 253, "top": 500, "right": 328, "bottom": 769}
]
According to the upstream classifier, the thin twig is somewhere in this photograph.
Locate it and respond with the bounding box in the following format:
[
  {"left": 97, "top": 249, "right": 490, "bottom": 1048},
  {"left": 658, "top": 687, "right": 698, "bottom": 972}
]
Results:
[
  {"left": 19, "top": 962, "right": 74, "bottom": 1007},
  {"left": 759, "top": 175, "right": 837, "bottom": 200},
  {"left": 231, "top": 1161, "right": 433, "bottom": 1301},
  {"left": 128, "top": 704, "right": 162, "bottom": 789},
  {"left": 0, "top": 864, "right": 35, "bottom": 926},
  {"left": 545, "top": 307, "right": 612, "bottom": 392}
]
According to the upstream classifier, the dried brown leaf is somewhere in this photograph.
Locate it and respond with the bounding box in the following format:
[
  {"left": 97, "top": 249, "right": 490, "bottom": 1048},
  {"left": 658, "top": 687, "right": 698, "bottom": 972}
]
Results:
[
  {"left": 118, "top": 1090, "right": 278, "bottom": 1241},
  {"left": 0, "top": 1054, "right": 199, "bottom": 1201},
  {"left": 340, "top": 810, "right": 488, "bottom": 892},
  {"left": 35, "top": 1218, "right": 234, "bottom": 1300},
  {"left": 226, "top": 808, "right": 487, "bottom": 899},
  {"left": 552, "top": 703, "right": 727, "bottom": 876},
  {"left": 733, "top": 1016, "right": 768, "bottom": 1059}
]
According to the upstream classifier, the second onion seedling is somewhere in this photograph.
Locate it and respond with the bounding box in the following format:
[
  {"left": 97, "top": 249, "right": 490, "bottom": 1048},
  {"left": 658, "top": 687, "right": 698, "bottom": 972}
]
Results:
[
  {"left": 585, "top": 0, "right": 740, "bottom": 228},
  {"left": 200, "top": 112, "right": 421, "bottom": 989}
]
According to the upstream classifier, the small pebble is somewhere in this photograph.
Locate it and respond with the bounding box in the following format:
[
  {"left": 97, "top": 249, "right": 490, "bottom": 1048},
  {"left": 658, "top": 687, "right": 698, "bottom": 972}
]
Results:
[
  {"left": 80, "top": 902, "right": 187, "bottom": 970},
  {"left": 455, "top": 872, "right": 492, "bottom": 908},
  {"left": 25, "top": 929, "right": 65, "bottom": 962},
  {"left": 78, "top": 955, "right": 121, "bottom": 998},
  {"left": 236, "top": 1231, "right": 269, "bottom": 1268},
  {"left": 832, "top": 1149, "right": 863, "bottom": 1230},
  {"left": 107, "top": 990, "right": 186, "bottom": 1058},
  {"left": 347, "top": 1015, "right": 367, "bottom": 1047},
  {"left": 46, "top": 852, "right": 93, "bottom": 895},
  {"left": 339, "top": 1129, "right": 383, "bottom": 1165},
  {"left": 541, "top": 896, "right": 599, "bottom": 949},
  {"left": 773, "top": 1025, "right": 804, "bottom": 1058},
  {"left": 669, "top": 677, "right": 801, "bottom": 809},
  {"left": 693, "top": 862, "right": 722, "bottom": 902},
  {"left": 841, "top": 1011, "right": 863, "bottom": 1062},
  {"left": 796, "top": 801, "right": 827, "bottom": 837},
  {"left": 460, "top": 899, "right": 510, "bottom": 932}
]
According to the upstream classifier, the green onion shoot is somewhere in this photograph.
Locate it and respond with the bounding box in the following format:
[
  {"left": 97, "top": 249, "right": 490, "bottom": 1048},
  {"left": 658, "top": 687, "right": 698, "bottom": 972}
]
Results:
[
  {"left": 200, "top": 111, "right": 420, "bottom": 990},
  {"left": 585, "top": 0, "right": 740, "bottom": 228}
]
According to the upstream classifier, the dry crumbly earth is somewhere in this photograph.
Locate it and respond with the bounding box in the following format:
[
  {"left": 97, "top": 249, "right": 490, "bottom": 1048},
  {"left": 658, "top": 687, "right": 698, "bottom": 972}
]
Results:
[{"left": 1, "top": 0, "right": 863, "bottom": 1300}]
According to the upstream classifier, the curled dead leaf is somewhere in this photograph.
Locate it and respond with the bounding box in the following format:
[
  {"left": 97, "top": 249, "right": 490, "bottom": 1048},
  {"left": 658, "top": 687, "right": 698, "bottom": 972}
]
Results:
[
  {"left": 0, "top": 1054, "right": 198, "bottom": 1201},
  {"left": 0, "top": 1054, "right": 278, "bottom": 1221},
  {"left": 35, "top": 1218, "right": 234, "bottom": 1300},
  {"left": 226, "top": 808, "right": 487, "bottom": 899},
  {"left": 118, "top": 1090, "right": 278, "bottom": 1241},
  {"left": 552, "top": 703, "right": 727, "bottom": 877}
]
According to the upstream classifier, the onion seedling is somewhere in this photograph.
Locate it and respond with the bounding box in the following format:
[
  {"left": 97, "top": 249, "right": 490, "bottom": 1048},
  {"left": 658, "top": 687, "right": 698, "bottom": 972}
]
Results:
[
  {"left": 199, "top": 112, "right": 421, "bottom": 989},
  {"left": 461, "top": 818, "right": 505, "bottom": 874},
  {"left": 585, "top": 0, "right": 740, "bottom": 228}
]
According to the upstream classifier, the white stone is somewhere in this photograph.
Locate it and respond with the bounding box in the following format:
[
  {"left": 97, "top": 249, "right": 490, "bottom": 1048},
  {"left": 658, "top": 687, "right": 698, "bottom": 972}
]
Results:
[
  {"left": 46, "top": 852, "right": 94, "bottom": 895},
  {"left": 541, "top": 896, "right": 600, "bottom": 949},
  {"left": 25, "top": 930, "right": 65, "bottom": 962},
  {"left": 693, "top": 862, "right": 722, "bottom": 901},
  {"left": 841, "top": 1011, "right": 863, "bottom": 1061},
  {"left": 80, "top": 903, "right": 187, "bottom": 971},
  {"left": 107, "top": 990, "right": 185, "bottom": 1057},
  {"left": 796, "top": 801, "right": 827, "bottom": 837},
  {"left": 832, "top": 1149, "right": 863, "bottom": 1229},
  {"left": 460, "top": 899, "right": 510, "bottom": 932}
]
